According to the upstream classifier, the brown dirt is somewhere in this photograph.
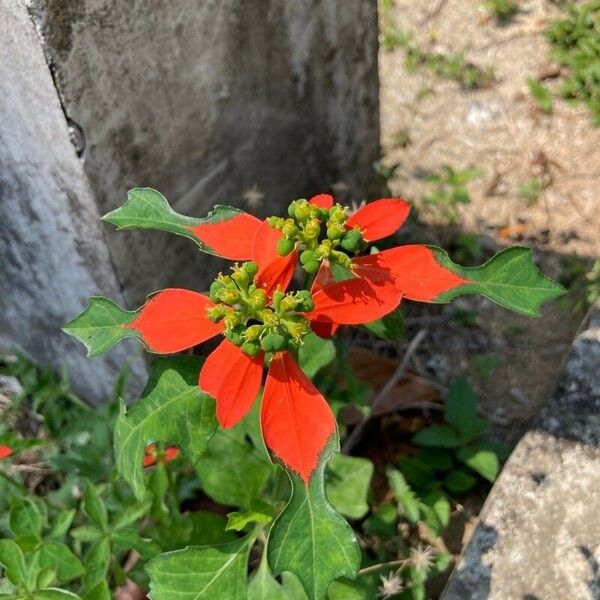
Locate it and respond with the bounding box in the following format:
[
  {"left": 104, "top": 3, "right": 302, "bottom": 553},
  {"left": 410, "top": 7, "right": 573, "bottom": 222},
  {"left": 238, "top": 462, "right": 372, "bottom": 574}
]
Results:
[{"left": 377, "top": 0, "right": 600, "bottom": 445}]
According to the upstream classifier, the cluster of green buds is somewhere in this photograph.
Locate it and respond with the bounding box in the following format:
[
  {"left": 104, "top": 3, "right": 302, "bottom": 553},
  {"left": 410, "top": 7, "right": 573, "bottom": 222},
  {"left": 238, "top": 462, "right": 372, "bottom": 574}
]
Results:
[
  {"left": 268, "top": 199, "right": 366, "bottom": 274},
  {"left": 207, "top": 262, "right": 313, "bottom": 357}
]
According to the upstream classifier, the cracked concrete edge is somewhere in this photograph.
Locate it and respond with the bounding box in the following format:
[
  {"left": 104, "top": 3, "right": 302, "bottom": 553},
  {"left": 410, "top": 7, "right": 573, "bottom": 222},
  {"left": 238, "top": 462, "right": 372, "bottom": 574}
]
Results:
[
  {"left": 0, "top": 0, "right": 147, "bottom": 404},
  {"left": 442, "top": 299, "right": 600, "bottom": 600}
]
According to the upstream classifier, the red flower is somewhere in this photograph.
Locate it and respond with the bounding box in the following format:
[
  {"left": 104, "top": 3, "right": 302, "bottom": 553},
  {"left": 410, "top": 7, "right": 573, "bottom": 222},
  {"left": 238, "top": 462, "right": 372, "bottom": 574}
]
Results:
[
  {"left": 143, "top": 444, "right": 180, "bottom": 467},
  {"left": 123, "top": 273, "right": 400, "bottom": 484},
  {"left": 0, "top": 445, "right": 13, "bottom": 460},
  {"left": 251, "top": 195, "right": 467, "bottom": 325}
]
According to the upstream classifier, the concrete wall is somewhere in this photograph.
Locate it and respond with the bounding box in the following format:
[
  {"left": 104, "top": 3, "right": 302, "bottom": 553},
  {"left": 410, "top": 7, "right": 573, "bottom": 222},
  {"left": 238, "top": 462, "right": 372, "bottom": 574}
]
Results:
[
  {"left": 0, "top": 0, "right": 146, "bottom": 403},
  {"left": 28, "top": 0, "right": 381, "bottom": 304},
  {"left": 0, "top": 0, "right": 380, "bottom": 402}
]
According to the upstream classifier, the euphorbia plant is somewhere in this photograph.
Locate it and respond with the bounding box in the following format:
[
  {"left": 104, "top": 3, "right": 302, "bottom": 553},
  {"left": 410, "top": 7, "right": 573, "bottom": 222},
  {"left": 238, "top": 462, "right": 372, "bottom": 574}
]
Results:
[{"left": 64, "top": 188, "right": 563, "bottom": 599}]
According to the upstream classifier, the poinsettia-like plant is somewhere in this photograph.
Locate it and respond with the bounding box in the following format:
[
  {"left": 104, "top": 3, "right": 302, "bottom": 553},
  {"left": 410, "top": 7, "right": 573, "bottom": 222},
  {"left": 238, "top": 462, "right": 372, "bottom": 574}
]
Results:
[{"left": 64, "top": 189, "right": 563, "bottom": 599}]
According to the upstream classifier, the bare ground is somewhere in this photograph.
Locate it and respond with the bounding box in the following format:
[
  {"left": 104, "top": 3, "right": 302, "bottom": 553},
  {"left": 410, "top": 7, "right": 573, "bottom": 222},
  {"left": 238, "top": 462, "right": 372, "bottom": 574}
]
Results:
[{"left": 378, "top": 0, "right": 600, "bottom": 445}]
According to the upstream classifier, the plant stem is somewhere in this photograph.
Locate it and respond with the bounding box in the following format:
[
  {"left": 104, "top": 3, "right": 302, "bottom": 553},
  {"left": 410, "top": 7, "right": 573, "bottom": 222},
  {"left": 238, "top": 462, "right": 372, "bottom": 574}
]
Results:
[{"left": 358, "top": 558, "right": 408, "bottom": 575}]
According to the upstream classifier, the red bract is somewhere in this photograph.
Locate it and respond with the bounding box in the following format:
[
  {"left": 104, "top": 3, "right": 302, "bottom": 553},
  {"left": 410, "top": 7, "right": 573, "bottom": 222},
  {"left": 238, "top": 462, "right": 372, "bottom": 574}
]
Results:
[
  {"left": 0, "top": 445, "right": 13, "bottom": 460},
  {"left": 254, "top": 195, "right": 468, "bottom": 315},
  {"left": 124, "top": 272, "right": 400, "bottom": 483},
  {"left": 188, "top": 213, "right": 262, "bottom": 260}
]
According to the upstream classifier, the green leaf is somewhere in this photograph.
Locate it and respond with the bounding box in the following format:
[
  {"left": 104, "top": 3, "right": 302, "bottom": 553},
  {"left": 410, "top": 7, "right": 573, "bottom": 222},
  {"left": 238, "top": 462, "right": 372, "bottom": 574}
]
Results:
[
  {"left": 444, "top": 378, "right": 489, "bottom": 442},
  {"left": 413, "top": 448, "right": 453, "bottom": 472},
  {"left": 37, "top": 568, "right": 57, "bottom": 590},
  {"left": 267, "top": 437, "right": 361, "bottom": 600},
  {"left": 146, "top": 536, "right": 254, "bottom": 599},
  {"left": 248, "top": 553, "right": 290, "bottom": 600},
  {"left": 444, "top": 469, "right": 476, "bottom": 495},
  {"left": 111, "top": 497, "right": 152, "bottom": 531},
  {"left": 325, "top": 454, "right": 373, "bottom": 520},
  {"left": 457, "top": 446, "right": 500, "bottom": 482},
  {"left": 9, "top": 497, "right": 44, "bottom": 538},
  {"left": 362, "top": 502, "right": 398, "bottom": 540},
  {"left": 420, "top": 491, "right": 451, "bottom": 538},
  {"left": 82, "top": 580, "right": 110, "bottom": 600},
  {"left": 84, "top": 538, "right": 111, "bottom": 590},
  {"left": 527, "top": 78, "right": 553, "bottom": 113},
  {"left": 115, "top": 356, "right": 218, "bottom": 500},
  {"left": 298, "top": 333, "right": 336, "bottom": 378},
  {"left": 111, "top": 529, "right": 161, "bottom": 560},
  {"left": 63, "top": 297, "right": 138, "bottom": 358},
  {"left": 0, "top": 539, "right": 27, "bottom": 587},
  {"left": 47, "top": 510, "right": 76, "bottom": 540},
  {"left": 150, "top": 511, "right": 235, "bottom": 553},
  {"left": 195, "top": 427, "right": 272, "bottom": 509},
  {"left": 434, "top": 246, "right": 565, "bottom": 316},
  {"left": 82, "top": 481, "right": 108, "bottom": 530},
  {"left": 387, "top": 467, "right": 420, "bottom": 526},
  {"left": 413, "top": 425, "right": 460, "bottom": 448},
  {"left": 226, "top": 501, "right": 273, "bottom": 532},
  {"left": 328, "top": 577, "right": 378, "bottom": 599},
  {"left": 37, "top": 542, "right": 84, "bottom": 585},
  {"left": 70, "top": 525, "right": 103, "bottom": 543},
  {"left": 33, "top": 590, "right": 82, "bottom": 599},
  {"left": 363, "top": 307, "right": 405, "bottom": 340},
  {"left": 103, "top": 188, "right": 249, "bottom": 256}
]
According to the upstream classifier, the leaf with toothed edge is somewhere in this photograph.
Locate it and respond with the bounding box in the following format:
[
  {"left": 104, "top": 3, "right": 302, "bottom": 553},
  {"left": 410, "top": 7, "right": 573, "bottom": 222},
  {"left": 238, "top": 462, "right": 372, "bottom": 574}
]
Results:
[
  {"left": 63, "top": 297, "right": 138, "bottom": 358},
  {"left": 103, "top": 188, "right": 259, "bottom": 259},
  {"left": 114, "top": 356, "right": 218, "bottom": 500},
  {"left": 432, "top": 246, "right": 565, "bottom": 316},
  {"left": 146, "top": 535, "right": 255, "bottom": 600},
  {"left": 267, "top": 435, "right": 361, "bottom": 600}
]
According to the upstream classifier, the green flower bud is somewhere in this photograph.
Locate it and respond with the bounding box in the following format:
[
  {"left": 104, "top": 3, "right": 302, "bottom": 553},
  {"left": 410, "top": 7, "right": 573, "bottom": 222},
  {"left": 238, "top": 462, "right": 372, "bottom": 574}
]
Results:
[
  {"left": 207, "top": 305, "right": 227, "bottom": 322},
  {"left": 224, "top": 312, "right": 242, "bottom": 329},
  {"left": 329, "top": 205, "right": 347, "bottom": 223},
  {"left": 327, "top": 223, "right": 345, "bottom": 241},
  {"left": 340, "top": 229, "right": 362, "bottom": 252},
  {"left": 300, "top": 250, "right": 319, "bottom": 265},
  {"left": 218, "top": 287, "right": 240, "bottom": 305},
  {"left": 248, "top": 288, "right": 267, "bottom": 311},
  {"left": 287, "top": 201, "right": 297, "bottom": 218},
  {"left": 227, "top": 325, "right": 245, "bottom": 346},
  {"left": 231, "top": 267, "right": 249, "bottom": 287},
  {"left": 260, "top": 334, "right": 274, "bottom": 352},
  {"left": 294, "top": 201, "right": 311, "bottom": 222},
  {"left": 260, "top": 309, "right": 279, "bottom": 328},
  {"left": 277, "top": 238, "right": 295, "bottom": 256},
  {"left": 244, "top": 324, "right": 263, "bottom": 341},
  {"left": 270, "top": 333, "right": 287, "bottom": 351},
  {"left": 331, "top": 250, "right": 352, "bottom": 269},
  {"left": 304, "top": 218, "right": 321, "bottom": 239},
  {"left": 282, "top": 219, "right": 298, "bottom": 238},
  {"left": 244, "top": 261, "right": 259, "bottom": 278},
  {"left": 242, "top": 340, "right": 261, "bottom": 357},
  {"left": 209, "top": 280, "right": 225, "bottom": 302},
  {"left": 280, "top": 295, "right": 298, "bottom": 312},
  {"left": 295, "top": 290, "right": 314, "bottom": 312},
  {"left": 303, "top": 260, "right": 319, "bottom": 274}
]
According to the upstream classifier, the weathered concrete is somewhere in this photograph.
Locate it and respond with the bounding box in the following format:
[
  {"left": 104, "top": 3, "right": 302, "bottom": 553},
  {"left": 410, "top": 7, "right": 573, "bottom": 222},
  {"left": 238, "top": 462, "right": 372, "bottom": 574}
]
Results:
[
  {"left": 443, "top": 300, "right": 600, "bottom": 600},
  {"left": 28, "top": 0, "right": 381, "bottom": 305},
  {"left": 1, "top": 0, "right": 379, "bottom": 400},
  {"left": 0, "top": 0, "right": 146, "bottom": 404}
]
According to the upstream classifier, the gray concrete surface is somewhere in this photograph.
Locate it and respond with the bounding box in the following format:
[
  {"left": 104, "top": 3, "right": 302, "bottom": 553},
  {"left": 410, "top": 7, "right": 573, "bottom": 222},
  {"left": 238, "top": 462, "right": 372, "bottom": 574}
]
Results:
[
  {"left": 28, "top": 0, "right": 380, "bottom": 304},
  {"left": 443, "top": 301, "right": 600, "bottom": 600},
  {"left": 1, "top": 0, "right": 380, "bottom": 401},
  {"left": 0, "top": 0, "right": 146, "bottom": 404}
]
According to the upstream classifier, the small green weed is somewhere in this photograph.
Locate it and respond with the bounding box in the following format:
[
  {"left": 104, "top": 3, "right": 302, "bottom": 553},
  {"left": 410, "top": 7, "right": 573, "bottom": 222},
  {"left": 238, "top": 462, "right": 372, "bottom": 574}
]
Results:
[
  {"left": 423, "top": 165, "right": 484, "bottom": 222},
  {"left": 545, "top": 1, "right": 600, "bottom": 125}
]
